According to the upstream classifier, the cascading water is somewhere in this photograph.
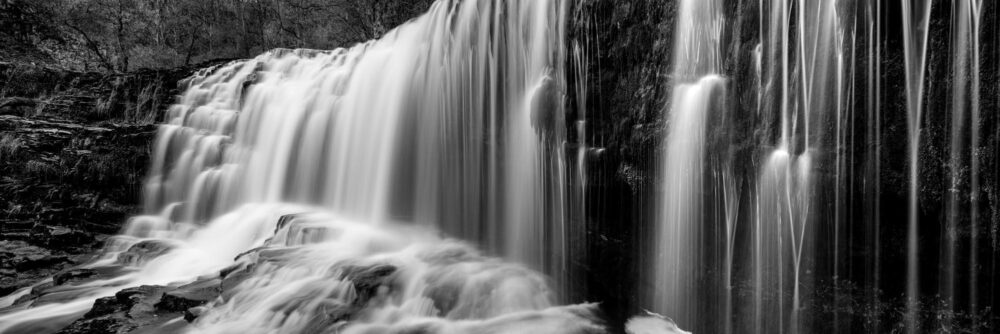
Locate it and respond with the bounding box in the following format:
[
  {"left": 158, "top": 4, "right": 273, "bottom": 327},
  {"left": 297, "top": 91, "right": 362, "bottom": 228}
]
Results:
[
  {"left": 642, "top": 0, "right": 998, "bottom": 332},
  {"left": 900, "top": 1, "right": 934, "bottom": 331},
  {"left": 650, "top": 0, "right": 724, "bottom": 327},
  {"left": 651, "top": 0, "right": 842, "bottom": 332},
  {"left": 1, "top": 0, "right": 998, "bottom": 333},
  {"left": 753, "top": 1, "right": 843, "bottom": 332},
  {"left": 0, "top": 1, "right": 600, "bottom": 333}
]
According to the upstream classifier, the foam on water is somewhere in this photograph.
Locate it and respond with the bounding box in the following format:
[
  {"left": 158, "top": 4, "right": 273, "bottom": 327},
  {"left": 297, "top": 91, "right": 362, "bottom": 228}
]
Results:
[{"left": 0, "top": 0, "right": 598, "bottom": 332}]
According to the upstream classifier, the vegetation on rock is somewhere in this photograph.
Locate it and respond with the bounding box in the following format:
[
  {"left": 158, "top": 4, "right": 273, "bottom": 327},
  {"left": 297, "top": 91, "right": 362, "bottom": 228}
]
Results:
[
  {"left": 0, "top": 61, "right": 206, "bottom": 296},
  {"left": 0, "top": 0, "right": 433, "bottom": 72}
]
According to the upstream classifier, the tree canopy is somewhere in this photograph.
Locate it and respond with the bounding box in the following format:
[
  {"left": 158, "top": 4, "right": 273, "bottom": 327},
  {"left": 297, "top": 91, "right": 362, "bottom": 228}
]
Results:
[{"left": 0, "top": 0, "right": 434, "bottom": 72}]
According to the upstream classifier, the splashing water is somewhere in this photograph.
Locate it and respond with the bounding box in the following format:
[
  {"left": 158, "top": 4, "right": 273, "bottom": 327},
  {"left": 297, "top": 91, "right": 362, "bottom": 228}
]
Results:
[
  {"left": 0, "top": 0, "right": 600, "bottom": 332},
  {"left": 3, "top": 1, "right": 997, "bottom": 333}
]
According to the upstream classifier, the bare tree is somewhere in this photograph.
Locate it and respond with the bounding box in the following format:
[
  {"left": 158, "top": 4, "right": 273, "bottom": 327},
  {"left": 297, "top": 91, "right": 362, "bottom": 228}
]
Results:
[
  {"left": 333, "top": 0, "right": 435, "bottom": 45},
  {"left": 4, "top": 0, "right": 435, "bottom": 71}
]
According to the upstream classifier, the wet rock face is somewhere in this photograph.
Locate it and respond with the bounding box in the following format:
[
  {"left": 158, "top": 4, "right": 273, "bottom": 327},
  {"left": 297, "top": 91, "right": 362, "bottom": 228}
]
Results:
[
  {"left": 0, "top": 114, "right": 154, "bottom": 296},
  {"left": 155, "top": 279, "right": 221, "bottom": 313},
  {"left": 52, "top": 269, "right": 99, "bottom": 286},
  {"left": 46, "top": 255, "right": 406, "bottom": 333},
  {"left": 0, "top": 240, "right": 75, "bottom": 295},
  {"left": 46, "top": 279, "right": 222, "bottom": 333},
  {"left": 57, "top": 285, "right": 175, "bottom": 334},
  {"left": 339, "top": 264, "right": 398, "bottom": 304},
  {"left": 530, "top": 76, "right": 565, "bottom": 141},
  {"left": 0, "top": 61, "right": 216, "bottom": 298},
  {"left": 0, "top": 62, "right": 222, "bottom": 123},
  {"left": 567, "top": 0, "right": 677, "bottom": 327},
  {"left": 115, "top": 240, "right": 175, "bottom": 267}
]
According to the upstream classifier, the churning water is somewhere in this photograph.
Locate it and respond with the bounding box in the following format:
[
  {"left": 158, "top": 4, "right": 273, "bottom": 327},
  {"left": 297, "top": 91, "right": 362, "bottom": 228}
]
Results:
[
  {"left": 2, "top": 0, "right": 997, "bottom": 333},
  {"left": 0, "top": 0, "right": 603, "bottom": 332}
]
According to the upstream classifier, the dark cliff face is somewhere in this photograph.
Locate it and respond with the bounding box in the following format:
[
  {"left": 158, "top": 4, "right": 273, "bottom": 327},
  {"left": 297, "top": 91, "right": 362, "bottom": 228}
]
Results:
[
  {"left": 567, "top": 0, "right": 676, "bottom": 328},
  {"left": 569, "top": 0, "right": 1000, "bottom": 332},
  {"left": 0, "top": 62, "right": 211, "bottom": 295},
  {"left": 0, "top": 0, "right": 998, "bottom": 332}
]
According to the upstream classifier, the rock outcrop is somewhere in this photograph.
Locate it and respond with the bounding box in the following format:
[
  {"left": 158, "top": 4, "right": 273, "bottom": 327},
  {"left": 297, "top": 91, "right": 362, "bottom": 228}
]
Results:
[{"left": 0, "top": 61, "right": 225, "bottom": 298}]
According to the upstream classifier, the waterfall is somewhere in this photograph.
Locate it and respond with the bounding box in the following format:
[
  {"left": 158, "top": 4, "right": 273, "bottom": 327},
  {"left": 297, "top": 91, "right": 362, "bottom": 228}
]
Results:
[
  {"left": 651, "top": 0, "right": 724, "bottom": 327},
  {"left": 649, "top": 0, "right": 858, "bottom": 332},
  {"left": 0, "top": 1, "right": 600, "bottom": 333},
  {"left": 754, "top": 1, "right": 843, "bottom": 332},
  {"left": 1, "top": 0, "right": 998, "bottom": 333},
  {"left": 900, "top": 1, "right": 934, "bottom": 331},
  {"left": 643, "top": 0, "right": 996, "bottom": 332}
]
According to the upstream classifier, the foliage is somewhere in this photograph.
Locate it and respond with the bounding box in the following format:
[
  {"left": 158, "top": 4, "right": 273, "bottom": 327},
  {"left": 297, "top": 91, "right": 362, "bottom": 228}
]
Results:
[
  {"left": 1, "top": 0, "right": 434, "bottom": 72},
  {"left": 334, "top": 0, "right": 436, "bottom": 44}
]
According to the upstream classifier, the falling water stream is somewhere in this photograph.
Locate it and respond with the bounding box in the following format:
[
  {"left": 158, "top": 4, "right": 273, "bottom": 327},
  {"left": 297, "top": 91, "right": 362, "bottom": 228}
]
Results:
[
  {"left": 900, "top": 2, "right": 934, "bottom": 331},
  {"left": 651, "top": 0, "right": 724, "bottom": 326},
  {"left": 0, "top": 1, "right": 601, "bottom": 333},
  {"left": 1, "top": 0, "right": 998, "bottom": 333},
  {"left": 650, "top": 0, "right": 994, "bottom": 333}
]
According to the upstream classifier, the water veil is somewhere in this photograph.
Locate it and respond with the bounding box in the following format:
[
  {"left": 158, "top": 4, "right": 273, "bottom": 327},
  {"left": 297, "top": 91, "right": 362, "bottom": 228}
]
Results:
[
  {"left": 647, "top": 0, "right": 859, "bottom": 332},
  {"left": 3, "top": 0, "right": 998, "bottom": 333},
  {"left": 0, "top": 0, "right": 602, "bottom": 333},
  {"left": 650, "top": 0, "right": 724, "bottom": 327}
]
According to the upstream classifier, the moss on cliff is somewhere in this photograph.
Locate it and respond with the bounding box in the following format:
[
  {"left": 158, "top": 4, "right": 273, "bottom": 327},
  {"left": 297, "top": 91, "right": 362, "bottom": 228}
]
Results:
[{"left": 0, "top": 61, "right": 213, "bottom": 295}]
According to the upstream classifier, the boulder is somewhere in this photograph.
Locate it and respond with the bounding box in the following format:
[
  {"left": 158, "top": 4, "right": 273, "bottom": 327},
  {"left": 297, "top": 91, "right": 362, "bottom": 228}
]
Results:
[
  {"left": 116, "top": 240, "right": 174, "bottom": 266},
  {"left": 339, "top": 264, "right": 397, "bottom": 304},
  {"left": 0, "top": 240, "right": 70, "bottom": 271},
  {"left": 58, "top": 277, "right": 226, "bottom": 332},
  {"left": 529, "top": 76, "right": 565, "bottom": 141},
  {"left": 155, "top": 278, "right": 221, "bottom": 313},
  {"left": 58, "top": 285, "right": 173, "bottom": 334},
  {"left": 83, "top": 296, "right": 122, "bottom": 318},
  {"left": 53, "top": 269, "right": 98, "bottom": 286},
  {"left": 183, "top": 306, "right": 207, "bottom": 322},
  {"left": 114, "top": 285, "right": 167, "bottom": 306},
  {"left": 0, "top": 240, "right": 73, "bottom": 297}
]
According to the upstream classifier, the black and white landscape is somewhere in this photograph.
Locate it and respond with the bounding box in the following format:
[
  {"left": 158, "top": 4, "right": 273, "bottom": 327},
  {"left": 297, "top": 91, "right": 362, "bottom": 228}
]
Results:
[{"left": 0, "top": 0, "right": 998, "bottom": 333}]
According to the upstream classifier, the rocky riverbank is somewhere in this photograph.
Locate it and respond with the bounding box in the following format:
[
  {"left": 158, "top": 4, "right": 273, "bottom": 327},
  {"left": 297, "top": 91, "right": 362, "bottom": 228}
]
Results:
[{"left": 0, "top": 61, "right": 223, "bottom": 297}]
